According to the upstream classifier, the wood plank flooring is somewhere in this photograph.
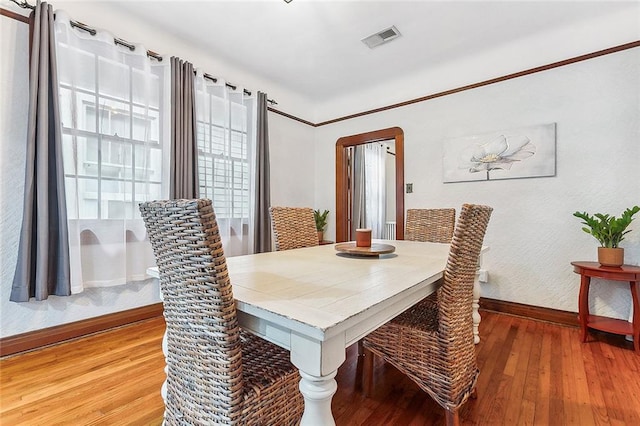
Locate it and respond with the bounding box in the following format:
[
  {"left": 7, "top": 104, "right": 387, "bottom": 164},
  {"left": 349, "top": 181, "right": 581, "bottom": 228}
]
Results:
[{"left": 1, "top": 311, "right": 639, "bottom": 425}]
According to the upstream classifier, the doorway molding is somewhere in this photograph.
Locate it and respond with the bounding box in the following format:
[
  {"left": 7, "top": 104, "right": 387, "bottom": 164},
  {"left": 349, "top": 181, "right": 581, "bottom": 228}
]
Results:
[{"left": 335, "top": 127, "right": 404, "bottom": 242}]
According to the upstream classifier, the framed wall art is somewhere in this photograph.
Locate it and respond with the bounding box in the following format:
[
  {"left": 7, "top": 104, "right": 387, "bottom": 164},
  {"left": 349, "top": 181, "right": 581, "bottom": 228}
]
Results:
[{"left": 442, "top": 123, "right": 556, "bottom": 183}]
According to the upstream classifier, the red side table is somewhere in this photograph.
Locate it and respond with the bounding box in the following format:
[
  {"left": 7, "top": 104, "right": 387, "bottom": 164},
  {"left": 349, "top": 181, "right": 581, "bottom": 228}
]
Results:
[{"left": 571, "top": 261, "right": 640, "bottom": 353}]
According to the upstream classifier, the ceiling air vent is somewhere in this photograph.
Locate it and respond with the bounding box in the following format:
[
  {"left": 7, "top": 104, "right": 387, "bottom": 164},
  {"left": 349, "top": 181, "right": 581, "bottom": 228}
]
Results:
[{"left": 361, "top": 26, "right": 401, "bottom": 49}]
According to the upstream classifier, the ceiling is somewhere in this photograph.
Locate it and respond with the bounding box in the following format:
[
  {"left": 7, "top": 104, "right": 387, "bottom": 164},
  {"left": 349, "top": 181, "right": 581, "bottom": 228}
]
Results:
[{"left": 108, "top": 0, "right": 637, "bottom": 105}]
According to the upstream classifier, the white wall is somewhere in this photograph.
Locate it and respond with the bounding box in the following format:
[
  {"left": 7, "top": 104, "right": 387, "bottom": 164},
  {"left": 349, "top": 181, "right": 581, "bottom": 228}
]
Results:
[
  {"left": 0, "top": 10, "right": 314, "bottom": 338},
  {"left": 268, "top": 113, "right": 316, "bottom": 208},
  {"left": 315, "top": 48, "right": 640, "bottom": 319}
]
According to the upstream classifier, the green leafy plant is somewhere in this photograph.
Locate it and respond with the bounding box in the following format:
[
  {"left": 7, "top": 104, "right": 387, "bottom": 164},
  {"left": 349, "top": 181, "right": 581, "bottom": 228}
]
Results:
[
  {"left": 573, "top": 206, "right": 640, "bottom": 248},
  {"left": 313, "top": 209, "right": 330, "bottom": 232}
]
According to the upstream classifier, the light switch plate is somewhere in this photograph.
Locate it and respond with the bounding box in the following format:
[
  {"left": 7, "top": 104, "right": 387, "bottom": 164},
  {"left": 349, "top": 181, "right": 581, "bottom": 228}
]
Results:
[{"left": 406, "top": 183, "right": 413, "bottom": 193}]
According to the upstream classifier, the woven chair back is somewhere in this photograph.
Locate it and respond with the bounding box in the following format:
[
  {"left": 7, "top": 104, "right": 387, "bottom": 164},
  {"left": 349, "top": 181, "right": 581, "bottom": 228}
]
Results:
[
  {"left": 405, "top": 208, "right": 456, "bottom": 243},
  {"left": 139, "top": 199, "right": 244, "bottom": 424},
  {"left": 269, "top": 206, "right": 319, "bottom": 251},
  {"left": 438, "top": 204, "right": 492, "bottom": 345}
]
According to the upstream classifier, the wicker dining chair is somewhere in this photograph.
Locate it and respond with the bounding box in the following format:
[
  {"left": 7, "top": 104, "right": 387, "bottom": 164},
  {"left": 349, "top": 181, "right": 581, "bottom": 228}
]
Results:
[
  {"left": 403, "top": 208, "right": 457, "bottom": 311},
  {"left": 405, "top": 208, "right": 456, "bottom": 243},
  {"left": 139, "top": 199, "right": 304, "bottom": 425},
  {"left": 269, "top": 206, "right": 319, "bottom": 251},
  {"left": 362, "top": 204, "right": 492, "bottom": 426}
]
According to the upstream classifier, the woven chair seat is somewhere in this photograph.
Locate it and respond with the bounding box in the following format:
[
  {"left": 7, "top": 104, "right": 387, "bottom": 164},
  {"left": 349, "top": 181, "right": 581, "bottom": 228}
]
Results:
[
  {"left": 363, "top": 305, "right": 473, "bottom": 410},
  {"left": 386, "top": 297, "right": 439, "bottom": 332},
  {"left": 363, "top": 204, "right": 492, "bottom": 426},
  {"left": 239, "top": 330, "right": 302, "bottom": 425},
  {"left": 140, "top": 199, "right": 304, "bottom": 425}
]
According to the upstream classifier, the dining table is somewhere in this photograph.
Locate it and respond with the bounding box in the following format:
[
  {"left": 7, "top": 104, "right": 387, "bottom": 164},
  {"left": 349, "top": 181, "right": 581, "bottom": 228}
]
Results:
[{"left": 147, "top": 239, "right": 487, "bottom": 425}]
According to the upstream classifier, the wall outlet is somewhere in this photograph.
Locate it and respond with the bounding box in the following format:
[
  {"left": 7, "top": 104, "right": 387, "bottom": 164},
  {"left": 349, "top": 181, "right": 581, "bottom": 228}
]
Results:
[
  {"left": 406, "top": 183, "right": 413, "bottom": 193},
  {"left": 478, "top": 269, "right": 489, "bottom": 283}
]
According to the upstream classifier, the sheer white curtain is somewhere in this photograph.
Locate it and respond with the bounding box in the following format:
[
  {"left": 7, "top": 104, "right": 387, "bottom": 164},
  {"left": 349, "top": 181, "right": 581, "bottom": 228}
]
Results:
[
  {"left": 55, "top": 11, "right": 170, "bottom": 292},
  {"left": 364, "top": 143, "right": 386, "bottom": 238},
  {"left": 194, "top": 71, "right": 257, "bottom": 257}
]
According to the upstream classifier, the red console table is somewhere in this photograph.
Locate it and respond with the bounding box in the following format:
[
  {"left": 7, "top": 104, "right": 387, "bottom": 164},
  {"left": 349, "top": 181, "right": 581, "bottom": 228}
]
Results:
[{"left": 571, "top": 261, "right": 640, "bottom": 353}]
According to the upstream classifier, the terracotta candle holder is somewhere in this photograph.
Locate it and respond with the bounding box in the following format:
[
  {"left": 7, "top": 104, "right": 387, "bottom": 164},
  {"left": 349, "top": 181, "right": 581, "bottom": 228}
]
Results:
[{"left": 356, "top": 228, "right": 372, "bottom": 247}]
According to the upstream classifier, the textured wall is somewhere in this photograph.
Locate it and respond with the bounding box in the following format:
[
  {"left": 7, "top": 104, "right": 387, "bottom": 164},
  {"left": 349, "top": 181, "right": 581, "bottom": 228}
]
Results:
[
  {"left": 268, "top": 113, "right": 316, "bottom": 208},
  {"left": 1, "top": 18, "right": 30, "bottom": 336},
  {"left": 315, "top": 48, "right": 640, "bottom": 320}
]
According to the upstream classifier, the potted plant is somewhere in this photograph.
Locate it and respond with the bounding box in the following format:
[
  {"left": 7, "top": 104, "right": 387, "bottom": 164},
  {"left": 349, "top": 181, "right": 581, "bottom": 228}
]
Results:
[
  {"left": 314, "top": 209, "right": 330, "bottom": 243},
  {"left": 573, "top": 205, "right": 640, "bottom": 267}
]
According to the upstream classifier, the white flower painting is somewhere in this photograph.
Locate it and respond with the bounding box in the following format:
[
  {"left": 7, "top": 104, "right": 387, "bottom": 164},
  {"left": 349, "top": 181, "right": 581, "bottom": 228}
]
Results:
[{"left": 443, "top": 123, "right": 556, "bottom": 183}]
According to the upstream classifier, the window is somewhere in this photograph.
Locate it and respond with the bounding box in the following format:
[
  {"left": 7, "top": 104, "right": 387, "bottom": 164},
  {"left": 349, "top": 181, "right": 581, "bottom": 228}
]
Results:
[
  {"left": 195, "top": 75, "right": 256, "bottom": 256},
  {"left": 58, "top": 51, "right": 164, "bottom": 220},
  {"left": 55, "top": 15, "right": 169, "bottom": 290},
  {"left": 197, "top": 89, "right": 249, "bottom": 219}
]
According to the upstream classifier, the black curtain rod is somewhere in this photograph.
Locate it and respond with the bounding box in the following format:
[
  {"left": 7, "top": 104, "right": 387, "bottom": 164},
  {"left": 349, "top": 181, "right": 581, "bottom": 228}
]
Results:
[
  {"left": 198, "top": 72, "right": 277, "bottom": 105},
  {"left": 201, "top": 72, "right": 249, "bottom": 96},
  {"left": 10, "top": 0, "right": 32, "bottom": 10},
  {"left": 382, "top": 143, "right": 396, "bottom": 156},
  {"left": 11, "top": 0, "right": 163, "bottom": 61},
  {"left": 11, "top": 0, "right": 278, "bottom": 105},
  {"left": 68, "top": 19, "right": 163, "bottom": 60},
  {"left": 68, "top": 20, "right": 164, "bottom": 60}
]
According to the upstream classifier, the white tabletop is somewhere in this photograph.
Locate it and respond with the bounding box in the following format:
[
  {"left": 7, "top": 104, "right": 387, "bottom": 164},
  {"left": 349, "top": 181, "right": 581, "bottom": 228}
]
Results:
[{"left": 227, "top": 240, "right": 448, "bottom": 341}]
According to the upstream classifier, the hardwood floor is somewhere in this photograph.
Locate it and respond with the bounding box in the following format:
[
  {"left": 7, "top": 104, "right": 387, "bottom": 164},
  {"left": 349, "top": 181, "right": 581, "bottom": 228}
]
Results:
[{"left": 1, "top": 311, "right": 639, "bottom": 425}]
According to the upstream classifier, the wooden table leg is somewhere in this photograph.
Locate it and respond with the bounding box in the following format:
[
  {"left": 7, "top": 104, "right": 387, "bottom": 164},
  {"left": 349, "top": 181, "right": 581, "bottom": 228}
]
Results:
[
  {"left": 630, "top": 281, "right": 640, "bottom": 353},
  {"left": 578, "top": 274, "right": 590, "bottom": 343}
]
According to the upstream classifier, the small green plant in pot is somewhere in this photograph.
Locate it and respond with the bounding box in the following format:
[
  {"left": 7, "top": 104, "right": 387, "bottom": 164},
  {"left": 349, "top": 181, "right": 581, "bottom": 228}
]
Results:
[
  {"left": 314, "top": 209, "right": 330, "bottom": 243},
  {"left": 573, "top": 205, "right": 640, "bottom": 267}
]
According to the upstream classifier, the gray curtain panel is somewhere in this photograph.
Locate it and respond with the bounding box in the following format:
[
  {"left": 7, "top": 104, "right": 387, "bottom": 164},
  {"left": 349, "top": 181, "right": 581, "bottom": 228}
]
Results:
[
  {"left": 170, "top": 57, "right": 199, "bottom": 199},
  {"left": 351, "top": 146, "right": 366, "bottom": 238},
  {"left": 253, "top": 92, "right": 272, "bottom": 253},
  {"left": 11, "top": 1, "right": 71, "bottom": 302}
]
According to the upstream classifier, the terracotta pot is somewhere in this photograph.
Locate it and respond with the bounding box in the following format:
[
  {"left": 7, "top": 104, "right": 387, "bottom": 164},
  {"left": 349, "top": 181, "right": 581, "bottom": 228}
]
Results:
[
  {"left": 598, "top": 247, "right": 624, "bottom": 267},
  {"left": 317, "top": 231, "right": 323, "bottom": 243}
]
